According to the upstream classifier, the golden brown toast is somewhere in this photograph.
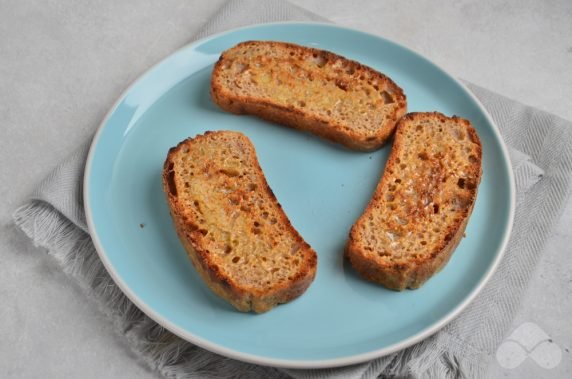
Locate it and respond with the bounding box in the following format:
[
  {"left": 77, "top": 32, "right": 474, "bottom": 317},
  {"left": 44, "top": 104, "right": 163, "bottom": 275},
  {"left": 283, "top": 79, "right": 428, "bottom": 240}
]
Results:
[
  {"left": 211, "top": 41, "right": 407, "bottom": 151},
  {"left": 346, "top": 112, "right": 482, "bottom": 290},
  {"left": 163, "top": 131, "right": 317, "bottom": 313}
]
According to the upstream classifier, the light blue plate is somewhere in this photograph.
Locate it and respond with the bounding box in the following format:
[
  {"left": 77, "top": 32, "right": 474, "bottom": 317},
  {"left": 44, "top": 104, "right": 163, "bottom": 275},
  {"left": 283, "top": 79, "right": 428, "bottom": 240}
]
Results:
[{"left": 85, "top": 22, "right": 515, "bottom": 368}]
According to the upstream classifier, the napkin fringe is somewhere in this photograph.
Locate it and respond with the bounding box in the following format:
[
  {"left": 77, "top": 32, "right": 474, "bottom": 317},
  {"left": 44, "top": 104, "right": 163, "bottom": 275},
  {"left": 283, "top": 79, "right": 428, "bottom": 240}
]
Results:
[
  {"left": 419, "top": 352, "right": 484, "bottom": 379},
  {"left": 377, "top": 337, "right": 484, "bottom": 379},
  {"left": 12, "top": 201, "right": 146, "bottom": 330},
  {"left": 13, "top": 200, "right": 288, "bottom": 379}
]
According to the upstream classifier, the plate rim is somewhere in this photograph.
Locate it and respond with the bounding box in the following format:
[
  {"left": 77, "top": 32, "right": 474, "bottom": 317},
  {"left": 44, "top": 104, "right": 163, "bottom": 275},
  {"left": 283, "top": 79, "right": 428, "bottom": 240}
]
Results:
[{"left": 84, "top": 21, "right": 516, "bottom": 369}]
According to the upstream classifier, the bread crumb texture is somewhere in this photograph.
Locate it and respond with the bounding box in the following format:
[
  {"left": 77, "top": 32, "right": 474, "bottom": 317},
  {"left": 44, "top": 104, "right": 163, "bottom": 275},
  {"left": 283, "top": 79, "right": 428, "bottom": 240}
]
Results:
[
  {"left": 347, "top": 112, "right": 482, "bottom": 290},
  {"left": 163, "top": 131, "right": 317, "bottom": 312},
  {"left": 211, "top": 41, "right": 407, "bottom": 150}
]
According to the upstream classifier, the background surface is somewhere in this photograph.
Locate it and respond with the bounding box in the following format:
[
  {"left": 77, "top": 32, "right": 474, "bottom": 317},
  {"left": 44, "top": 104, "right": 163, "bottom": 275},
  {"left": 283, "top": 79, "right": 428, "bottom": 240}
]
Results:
[{"left": 1, "top": 0, "right": 570, "bottom": 377}]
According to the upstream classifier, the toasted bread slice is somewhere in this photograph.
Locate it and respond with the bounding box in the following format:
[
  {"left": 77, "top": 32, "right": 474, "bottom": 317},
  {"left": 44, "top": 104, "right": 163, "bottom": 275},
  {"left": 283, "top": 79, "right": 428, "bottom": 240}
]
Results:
[
  {"left": 211, "top": 41, "right": 407, "bottom": 151},
  {"left": 163, "top": 131, "right": 317, "bottom": 313},
  {"left": 346, "top": 112, "right": 482, "bottom": 290}
]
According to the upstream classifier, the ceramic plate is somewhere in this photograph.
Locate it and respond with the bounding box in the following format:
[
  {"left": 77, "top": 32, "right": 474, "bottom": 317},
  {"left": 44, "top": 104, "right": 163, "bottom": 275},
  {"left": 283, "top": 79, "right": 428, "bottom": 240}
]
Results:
[{"left": 85, "top": 22, "right": 515, "bottom": 368}]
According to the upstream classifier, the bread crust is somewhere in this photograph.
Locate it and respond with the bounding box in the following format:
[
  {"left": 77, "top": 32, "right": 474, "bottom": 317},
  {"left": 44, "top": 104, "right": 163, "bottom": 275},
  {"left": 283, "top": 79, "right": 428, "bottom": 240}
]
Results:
[
  {"left": 211, "top": 41, "right": 407, "bottom": 151},
  {"left": 346, "top": 112, "right": 483, "bottom": 290},
  {"left": 163, "top": 131, "right": 317, "bottom": 313}
]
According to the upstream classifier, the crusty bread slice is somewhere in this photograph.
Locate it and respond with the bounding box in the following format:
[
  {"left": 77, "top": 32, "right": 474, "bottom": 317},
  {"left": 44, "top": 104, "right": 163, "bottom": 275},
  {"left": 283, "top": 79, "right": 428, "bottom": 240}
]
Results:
[
  {"left": 346, "top": 112, "right": 482, "bottom": 290},
  {"left": 211, "top": 41, "right": 407, "bottom": 151},
  {"left": 163, "top": 131, "right": 317, "bottom": 313}
]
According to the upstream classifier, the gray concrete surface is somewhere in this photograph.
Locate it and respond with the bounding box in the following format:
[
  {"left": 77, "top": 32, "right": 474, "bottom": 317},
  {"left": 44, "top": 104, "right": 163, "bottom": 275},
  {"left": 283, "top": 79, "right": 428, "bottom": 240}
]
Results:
[{"left": 1, "top": 0, "right": 570, "bottom": 377}]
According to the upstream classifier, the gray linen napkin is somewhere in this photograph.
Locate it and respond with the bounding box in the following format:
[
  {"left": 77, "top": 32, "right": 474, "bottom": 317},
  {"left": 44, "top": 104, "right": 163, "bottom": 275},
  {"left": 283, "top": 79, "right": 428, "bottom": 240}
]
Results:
[{"left": 13, "top": 0, "right": 572, "bottom": 378}]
